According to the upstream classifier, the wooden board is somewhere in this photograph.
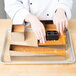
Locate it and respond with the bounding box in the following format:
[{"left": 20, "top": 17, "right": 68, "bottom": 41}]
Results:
[
  {"left": 12, "top": 23, "right": 66, "bottom": 46},
  {"left": 10, "top": 24, "right": 66, "bottom": 56},
  {"left": 38, "top": 33, "right": 66, "bottom": 45},
  {"left": 10, "top": 45, "right": 66, "bottom": 56},
  {"left": 39, "top": 24, "right": 66, "bottom": 45},
  {"left": 12, "top": 25, "right": 24, "bottom": 32},
  {"left": 12, "top": 25, "right": 31, "bottom": 32}
]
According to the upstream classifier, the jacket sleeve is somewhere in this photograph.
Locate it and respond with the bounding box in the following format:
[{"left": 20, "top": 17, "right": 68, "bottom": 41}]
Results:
[
  {"left": 54, "top": 0, "right": 73, "bottom": 20},
  {"left": 4, "top": 0, "right": 29, "bottom": 24}
]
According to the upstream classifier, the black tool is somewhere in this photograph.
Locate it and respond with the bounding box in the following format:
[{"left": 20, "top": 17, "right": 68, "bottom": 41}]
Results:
[{"left": 46, "top": 31, "right": 59, "bottom": 40}]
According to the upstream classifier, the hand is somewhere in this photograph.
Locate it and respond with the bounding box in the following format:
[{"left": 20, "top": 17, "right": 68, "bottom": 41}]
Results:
[
  {"left": 25, "top": 14, "right": 46, "bottom": 44},
  {"left": 53, "top": 8, "right": 68, "bottom": 35}
]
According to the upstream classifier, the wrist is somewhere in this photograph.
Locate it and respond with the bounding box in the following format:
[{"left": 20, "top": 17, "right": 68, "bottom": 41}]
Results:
[
  {"left": 56, "top": 8, "right": 65, "bottom": 14},
  {"left": 25, "top": 13, "right": 38, "bottom": 23},
  {"left": 56, "top": 8, "right": 67, "bottom": 18}
]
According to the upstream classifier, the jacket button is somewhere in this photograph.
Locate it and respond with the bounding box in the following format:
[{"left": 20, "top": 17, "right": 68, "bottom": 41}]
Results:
[
  {"left": 30, "top": 3, "right": 32, "bottom": 5},
  {"left": 47, "top": 14, "right": 49, "bottom": 16},
  {"left": 20, "top": 1, "right": 23, "bottom": 4}
]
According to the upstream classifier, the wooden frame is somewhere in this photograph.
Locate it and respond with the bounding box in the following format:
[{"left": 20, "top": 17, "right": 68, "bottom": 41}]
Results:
[{"left": 10, "top": 20, "right": 66, "bottom": 56}]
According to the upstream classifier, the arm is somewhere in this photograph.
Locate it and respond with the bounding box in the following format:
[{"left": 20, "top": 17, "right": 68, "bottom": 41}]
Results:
[
  {"left": 56, "top": 0, "right": 73, "bottom": 20},
  {"left": 4, "top": 0, "right": 46, "bottom": 43},
  {"left": 25, "top": 14, "right": 46, "bottom": 44},
  {"left": 53, "top": 0, "right": 73, "bottom": 35}
]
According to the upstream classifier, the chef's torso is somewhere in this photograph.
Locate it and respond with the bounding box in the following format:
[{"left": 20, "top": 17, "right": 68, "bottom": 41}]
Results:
[
  {"left": 5, "top": 0, "right": 72, "bottom": 24},
  {"left": 18, "top": 0, "right": 58, "bottom": 19}
]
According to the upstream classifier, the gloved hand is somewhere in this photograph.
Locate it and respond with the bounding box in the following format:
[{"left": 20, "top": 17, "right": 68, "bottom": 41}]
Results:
[
  {"left": 53, "top": 8, "right": 68, "bottom": 35},
  {"left": 25, "top": 13, "right": 46, "bottom": 44}
]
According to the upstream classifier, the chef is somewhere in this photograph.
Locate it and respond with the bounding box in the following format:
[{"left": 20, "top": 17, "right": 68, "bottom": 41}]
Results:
[{"left": 4, "top": 0, "right": 73, "bottom": 43}]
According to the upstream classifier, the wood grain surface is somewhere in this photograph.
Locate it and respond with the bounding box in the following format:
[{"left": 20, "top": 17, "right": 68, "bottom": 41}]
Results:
[{"left": 0, "top": 19, "right": 76, "bottom": 76}]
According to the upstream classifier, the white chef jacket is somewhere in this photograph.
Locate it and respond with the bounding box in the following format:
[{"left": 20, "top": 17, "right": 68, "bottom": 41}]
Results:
[{"left": 4, "top": 0, "right": 73, "bottom": 24}]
